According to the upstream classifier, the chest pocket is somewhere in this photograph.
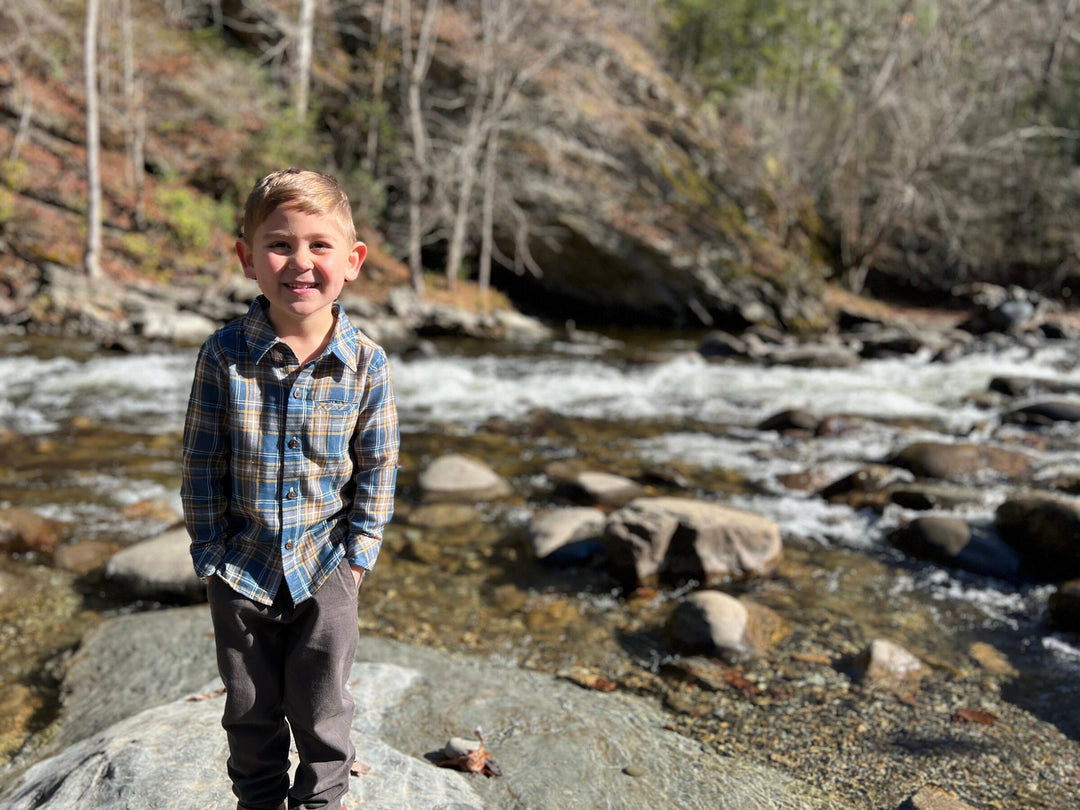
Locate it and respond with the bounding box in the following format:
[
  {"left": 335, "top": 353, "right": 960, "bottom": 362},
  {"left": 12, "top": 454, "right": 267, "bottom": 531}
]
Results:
[{"left": 308, "top": 399, "right": 360, "bottom": 460}]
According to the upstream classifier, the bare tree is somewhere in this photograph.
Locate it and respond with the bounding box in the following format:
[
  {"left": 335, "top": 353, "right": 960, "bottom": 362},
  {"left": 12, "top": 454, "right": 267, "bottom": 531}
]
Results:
[
  {"left": 400, "top": 0, "right": 441, "bottom": 295},
  {"left": 84, "top": 0, "right": 103, "bottom": 278},
  {"left": 444, "top": 0, "right": 565, "bottom": 293},
  {"left": 364, "top": 0, "right": 396, "bottom": 175},
  {"left": 294, "top": 0, "right": 316, "bottom": 118},
  {"left": 121, "top": 0, "right": 146, "bottom": 229}
]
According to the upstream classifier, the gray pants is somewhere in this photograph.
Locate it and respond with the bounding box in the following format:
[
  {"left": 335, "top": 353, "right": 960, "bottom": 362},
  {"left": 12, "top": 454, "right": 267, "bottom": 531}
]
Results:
[{"left": 207, "top": 562, "right": 359, "bottom": 810}]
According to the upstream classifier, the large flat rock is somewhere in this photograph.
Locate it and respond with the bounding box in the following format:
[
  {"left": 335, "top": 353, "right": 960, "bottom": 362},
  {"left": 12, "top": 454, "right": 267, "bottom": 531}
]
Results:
[{"left": 0, "top": 606, "right": 844, "bottom": 810}]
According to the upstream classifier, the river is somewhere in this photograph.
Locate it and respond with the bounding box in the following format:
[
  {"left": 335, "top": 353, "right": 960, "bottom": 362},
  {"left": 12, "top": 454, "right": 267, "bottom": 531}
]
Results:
[{"left": 1, "top": 327, "right": 1079, "bottom": 753}]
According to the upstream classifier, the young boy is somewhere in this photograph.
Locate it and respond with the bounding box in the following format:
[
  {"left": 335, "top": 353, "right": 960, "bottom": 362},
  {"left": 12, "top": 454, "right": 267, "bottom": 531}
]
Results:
[{"left": 181, "top": 168, "right": 399, "bottom": 810}]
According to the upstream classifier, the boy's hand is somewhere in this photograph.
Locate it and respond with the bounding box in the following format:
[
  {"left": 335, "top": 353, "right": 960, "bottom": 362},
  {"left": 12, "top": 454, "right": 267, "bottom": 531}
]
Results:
[{"left": 350, "top": 564, "right": 366, "bottom": 588}]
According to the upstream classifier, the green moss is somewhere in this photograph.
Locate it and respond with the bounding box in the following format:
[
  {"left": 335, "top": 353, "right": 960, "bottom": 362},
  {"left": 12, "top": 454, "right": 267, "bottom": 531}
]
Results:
[{"left": 153, "top": 183, "right": 232, "bottom": 252}]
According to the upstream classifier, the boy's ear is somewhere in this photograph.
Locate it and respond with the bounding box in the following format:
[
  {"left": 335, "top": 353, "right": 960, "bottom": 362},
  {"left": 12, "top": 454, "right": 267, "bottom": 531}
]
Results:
[
  {"left": 346, "top": 241, "right": 367, "bottom": 282},
  {"left": 236, "top": 239, "right": 256, "bottom": 279}
]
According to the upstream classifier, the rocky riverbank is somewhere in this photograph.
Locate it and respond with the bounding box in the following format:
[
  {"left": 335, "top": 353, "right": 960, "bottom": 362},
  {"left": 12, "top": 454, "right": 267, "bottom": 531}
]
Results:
[{"left": 2, "top": 282, "right": 1080, "bottom": 808}]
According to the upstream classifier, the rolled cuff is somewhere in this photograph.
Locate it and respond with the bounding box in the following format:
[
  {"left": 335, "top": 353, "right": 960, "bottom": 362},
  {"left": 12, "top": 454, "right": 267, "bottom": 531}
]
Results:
[{"left": 345, "top": 532, "right": 382, "bottom": 572}]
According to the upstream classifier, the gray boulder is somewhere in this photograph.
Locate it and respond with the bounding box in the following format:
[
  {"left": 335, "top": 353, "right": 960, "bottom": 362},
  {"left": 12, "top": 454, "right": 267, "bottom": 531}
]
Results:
[
  {"left": 552, "top": 470, "right": 645, "bottom": 508},
  {"left": 0, "top": 606, "right": 845, "bottom": 810},
  {"left": 528, "top": 507, "right": 607, "bottom": 565},
  {"left": 603, "top": 497, "right": 782, "bottom": 588},
  {"left": 418, "top": 454, "right": 514, "bottom": 503},
  {"left": 666, "top": 590, "right": 786, "bottom": 661},
  {"left": 103, "top": 528, "right": 204, "bottom": 600}
]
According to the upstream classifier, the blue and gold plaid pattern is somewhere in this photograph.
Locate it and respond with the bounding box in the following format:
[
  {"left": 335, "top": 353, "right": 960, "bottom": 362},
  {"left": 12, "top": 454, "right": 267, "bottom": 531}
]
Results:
[{"left": 181, "top": 297, "right": 399, "bottom": 605}]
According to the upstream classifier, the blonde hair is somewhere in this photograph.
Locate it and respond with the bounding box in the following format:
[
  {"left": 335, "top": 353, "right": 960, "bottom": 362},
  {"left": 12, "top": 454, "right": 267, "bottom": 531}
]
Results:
[{"left": 240, "top": 168, "right": 356, "bottom": 245}]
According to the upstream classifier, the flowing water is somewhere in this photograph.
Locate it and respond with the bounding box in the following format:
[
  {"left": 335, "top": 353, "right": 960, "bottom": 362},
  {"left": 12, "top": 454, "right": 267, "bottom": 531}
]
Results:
[{"left": 1, "top": 329, "right": 1079, "bottom": 754}]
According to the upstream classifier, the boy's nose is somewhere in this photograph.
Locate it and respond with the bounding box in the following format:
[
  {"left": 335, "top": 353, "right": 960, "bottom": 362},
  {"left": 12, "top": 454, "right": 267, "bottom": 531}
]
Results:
[{"left": 292, "top": 249, "right": 315, "bottom": 270}]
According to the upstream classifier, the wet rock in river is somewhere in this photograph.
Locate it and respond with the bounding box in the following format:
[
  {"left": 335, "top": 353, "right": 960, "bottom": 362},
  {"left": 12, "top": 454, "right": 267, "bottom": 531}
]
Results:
[
  {"left": 1047, "top": 580, "right": 1080, "bottom": 632},
  {"left": 852, "top": 639, "right": 924, "bottom": 691},
  {"left": 887, "top": 441, "right": 1033, "bottom": 482},
  {"left": 697, "top": 329, "right": 749, "bottom": 360},
  {"left": 849, "top": 326, "right": 928, "bottom": 359},
  {"left": 966, "top": 642, "right": 1018, "bottom": 679},
  {"left": 883, "top": 482, "right": 988, "bottom": 512},
  {"left": 756, "top": 408, "right": 819, "bottom": 433},
  {"left": 418, "top": 454, "right": 513, "bottom": 503},
  {"left": 528, "top": 507, "right": 607, "bottom": 565},
  {"left": 887, "top": 517, "right": 1022, "bottom": 580},
  {"left": 666, "top": 590, "right": 783, "bottom": 661},
  {"left": 603, "top": 497, "right": 782, "bottom": 589},
  {"left": 1003, "top": 400, "right": 1080, "bottom": 426},
  {"left": 763, "top": 342, "right": 861, "bottom": 368},
  {"left": 995, "top": 494, "right": 1080, "bottom": 582},
  {"left": 103, "top": 527, "right": 204, "bottom": 600},
  {"left": 989, "top": 375, "right": 1080, "bottom": 398},
  {"left": 818, "top": 464, "right": 914, "bottom": 508},
  {"left": 0, "top": 507, "right": 69, "bottom": 556},
  {"left": 552, "top": 470, "right": 644, "bottom": 508},
  {"left": 406, "top": 503, "right": 482, "bottom": 529}
]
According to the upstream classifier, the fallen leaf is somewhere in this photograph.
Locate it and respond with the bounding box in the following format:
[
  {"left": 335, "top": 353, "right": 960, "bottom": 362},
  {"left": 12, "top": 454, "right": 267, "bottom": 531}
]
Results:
[
  {"left": 721, "top": 668, "right": 760, "bottom": 698},
  {"left": 435, "top": 729, "right": 502, "bottom": 778},
  {"left": 560, "top": 670, "right": 618, "bottom": 692},
  {"left": 952, "top": 708, "right": 996, "bottom": 726}
]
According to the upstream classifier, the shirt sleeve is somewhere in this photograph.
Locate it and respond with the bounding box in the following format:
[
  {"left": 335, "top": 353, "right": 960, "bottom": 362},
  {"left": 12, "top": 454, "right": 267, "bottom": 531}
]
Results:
[
  {"left": 180, "top": 339, "right": 231, "bottom": 577},
  {"left": 346, "top": 347, "right": 400, "bottom": 569}
]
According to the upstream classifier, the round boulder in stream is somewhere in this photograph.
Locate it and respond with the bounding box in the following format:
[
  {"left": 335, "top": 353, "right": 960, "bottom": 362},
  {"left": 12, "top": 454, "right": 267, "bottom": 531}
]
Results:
[
  {"left": 418, "top": 454, "right": 513, "bottom": 503},
  {"left": 887, "top": 441, "right": 1033, "bottom": 482},
  {"left": 995, "top": 494, "right": 1080, "bottom": 582},
  {"left": 887, "top": 516, "right": 1022, "bottom": 580},
  {"left": 666, "top": 590, "right": 787, "bottom": 661}
]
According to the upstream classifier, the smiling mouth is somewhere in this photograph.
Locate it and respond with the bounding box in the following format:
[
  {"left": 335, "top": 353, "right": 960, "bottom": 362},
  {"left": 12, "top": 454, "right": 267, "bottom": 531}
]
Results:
[{"left": 285, "top": 282, "right": 319, "bottom": 291}]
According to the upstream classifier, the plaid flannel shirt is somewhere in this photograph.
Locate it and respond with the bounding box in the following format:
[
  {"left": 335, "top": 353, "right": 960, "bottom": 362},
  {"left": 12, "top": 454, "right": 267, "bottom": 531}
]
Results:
[{"left": 181, "top": 297, "right": 399, "bottom": 605}]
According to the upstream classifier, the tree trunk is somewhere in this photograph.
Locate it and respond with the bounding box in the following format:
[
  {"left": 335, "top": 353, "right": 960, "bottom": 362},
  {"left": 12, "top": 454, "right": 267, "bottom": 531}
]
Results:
[
  {"left": 121, "top": 0, "right": 146, "bottom": 230},
  {"left": 294, "top": 0, "right": 315, "bottom": 118},
  {"left": 84, "top": 0, "right": 103, "bottom": 278},
  {"left": 478, "top": 124, "right": 499, "bottom": 297},
  {"left": 401, "top": 0, "right": 441, "bottom": 296},
  {"left": 364, "top": 0, "right": 396, "bottom": 175}
]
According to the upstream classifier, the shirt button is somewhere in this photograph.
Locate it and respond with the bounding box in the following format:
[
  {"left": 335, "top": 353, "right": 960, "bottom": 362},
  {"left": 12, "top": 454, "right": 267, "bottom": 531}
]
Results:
[
  {"left": 286, "top": 488, "right": 297, "bottom": 499},
  {"left": 293, "top": 389, "right": 302, "bottom": 399},
  {"left": 284, "top": 542, "right": 294, "bottom": 550},
  {"left": 288, "top": 437, "right": 300, "bottom": 449}
]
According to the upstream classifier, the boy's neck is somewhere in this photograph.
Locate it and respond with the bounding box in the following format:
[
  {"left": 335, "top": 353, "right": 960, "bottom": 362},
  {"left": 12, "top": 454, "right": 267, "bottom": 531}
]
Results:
[{"left": 268, "top": 309, "right": 337, "bottom": 366}]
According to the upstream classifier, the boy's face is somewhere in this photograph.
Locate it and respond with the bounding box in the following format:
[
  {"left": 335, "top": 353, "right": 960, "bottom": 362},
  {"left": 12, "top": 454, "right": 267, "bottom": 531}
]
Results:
[{"left": 237, "top": 204, "right": 366, "bottom": 334}]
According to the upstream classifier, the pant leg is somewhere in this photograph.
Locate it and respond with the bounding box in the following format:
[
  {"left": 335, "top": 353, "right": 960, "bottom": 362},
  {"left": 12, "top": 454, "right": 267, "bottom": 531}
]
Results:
[
  {"left": 283, "top": 561, "right": 360, "bottom": 810},
  {"left": 208, "top": 576, "right": 292, "bottom": 810}
]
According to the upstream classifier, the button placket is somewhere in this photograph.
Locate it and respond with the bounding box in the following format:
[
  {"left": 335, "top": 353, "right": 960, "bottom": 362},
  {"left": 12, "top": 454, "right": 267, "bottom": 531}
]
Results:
[{"left": 282, "top": 375, "right": 308, "bottom": 551}]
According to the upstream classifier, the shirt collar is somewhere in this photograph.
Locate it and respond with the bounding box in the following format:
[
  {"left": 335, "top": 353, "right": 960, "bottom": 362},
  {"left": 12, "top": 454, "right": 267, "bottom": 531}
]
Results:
[{"left": 242, "top": 297, "right": 361, "bottom": 371}]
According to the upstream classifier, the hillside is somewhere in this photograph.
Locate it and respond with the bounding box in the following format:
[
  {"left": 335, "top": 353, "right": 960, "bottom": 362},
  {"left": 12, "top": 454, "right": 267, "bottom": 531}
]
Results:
[{"left": 0, "top": 0, "right": 839, "bottom": 337}]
